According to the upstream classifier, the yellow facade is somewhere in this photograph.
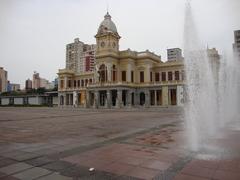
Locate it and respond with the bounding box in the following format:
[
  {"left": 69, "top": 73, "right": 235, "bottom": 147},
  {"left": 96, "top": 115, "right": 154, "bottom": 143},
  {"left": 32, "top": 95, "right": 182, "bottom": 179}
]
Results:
[{"left": 58, "top": 12, "right": 185, "bottom": 108}]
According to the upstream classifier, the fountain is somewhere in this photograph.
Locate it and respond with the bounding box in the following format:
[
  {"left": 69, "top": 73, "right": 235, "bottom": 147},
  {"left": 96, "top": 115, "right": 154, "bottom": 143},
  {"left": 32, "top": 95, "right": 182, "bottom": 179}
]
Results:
[{"left": 183, "top": 1, "right": 240, "bottom": 151}]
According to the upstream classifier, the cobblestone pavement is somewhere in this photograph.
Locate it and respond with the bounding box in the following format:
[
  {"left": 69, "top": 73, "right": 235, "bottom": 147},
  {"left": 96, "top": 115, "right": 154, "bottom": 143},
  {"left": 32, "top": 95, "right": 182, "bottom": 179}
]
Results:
[{"left": 0, "top": 107, "right": 240, "bottom": 180}]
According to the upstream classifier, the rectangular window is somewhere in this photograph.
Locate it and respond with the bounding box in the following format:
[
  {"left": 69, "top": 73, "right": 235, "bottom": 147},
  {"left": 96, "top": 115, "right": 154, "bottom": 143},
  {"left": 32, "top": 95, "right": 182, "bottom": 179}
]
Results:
[
  {"left": 122, "top": 71, "right": 126, "bottom": 82},
  {"left": 81, "top": 80, "right": 84, "bottom": 87},
  {"left": 150, "top": 72, "right": 153, "bottom": 82},
  {"left": 162, "top": 72, "right": 166, "bottom": 81},
  {"left": 68, "top": 80, "right": 72, "bottom": 88},
  {"left": 155, "top": 72, "right": 160, "bottom": 82},
  {"left": 140, "top": 71, "right": 144, "bottom": 83},
  {"left": 113, "top": 71, "right": 116, "bottom": 81},
  {"left": 131, "top": 71, "right": 134, "bottom": 83},
  {"left": 60, "top": 80, "right": 64, "bottom": 88},
  {"left": 175, "top": 71, "right": 180, "bottom": 81},
  {"left": 74, "top": 80, "right": 76, "bottom": 88},
  {"left": 168, "top": 72, "right": 173, "bottom": 81},
  {"left": 77, "top": 80, "right": 80, "bottom": 87}
]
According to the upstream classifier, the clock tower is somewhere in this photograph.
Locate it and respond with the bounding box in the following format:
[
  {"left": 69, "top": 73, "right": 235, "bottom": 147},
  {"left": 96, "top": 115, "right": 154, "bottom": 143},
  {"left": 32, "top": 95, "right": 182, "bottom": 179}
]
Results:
[{"left": 95, "top": 12, "right": 121, "bottom": 57}]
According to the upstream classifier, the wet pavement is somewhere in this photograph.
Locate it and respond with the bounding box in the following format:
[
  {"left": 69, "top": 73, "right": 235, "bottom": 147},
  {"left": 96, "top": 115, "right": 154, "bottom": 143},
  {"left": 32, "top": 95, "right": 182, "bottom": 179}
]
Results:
[{"left": 0, "top": 107, "right": 240, "bottom": 180}]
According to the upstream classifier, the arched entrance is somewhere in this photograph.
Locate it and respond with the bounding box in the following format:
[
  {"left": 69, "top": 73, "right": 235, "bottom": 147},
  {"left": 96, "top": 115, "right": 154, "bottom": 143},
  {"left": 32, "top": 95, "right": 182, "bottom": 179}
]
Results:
[{"left": 140, "top": 92, "right": 145, "bottom": 106}]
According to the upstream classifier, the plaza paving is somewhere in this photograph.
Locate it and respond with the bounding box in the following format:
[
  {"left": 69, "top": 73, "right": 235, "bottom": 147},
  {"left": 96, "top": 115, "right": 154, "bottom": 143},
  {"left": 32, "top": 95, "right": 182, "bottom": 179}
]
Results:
[{"left": 0, "top": 107, "right": 240, "bottom": 180}]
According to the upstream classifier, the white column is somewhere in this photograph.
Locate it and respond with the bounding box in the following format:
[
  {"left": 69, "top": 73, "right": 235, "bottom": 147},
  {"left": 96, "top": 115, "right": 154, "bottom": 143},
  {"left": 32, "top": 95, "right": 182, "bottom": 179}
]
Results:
[
  {"left": 107, "top": 90, "right": 111, "bottom": 108},
  {"left": 73, "top": 91, "right": 77, "bottom": 107},
  {"left": 64, "top": 77, "right": 68, "bottom": 89},
  {"left": 95, "top": 65, "right": 100, "bottom": 83},
  {"left": 107, "top": 63, "right": 112, "bottom": 82},
  {"left": 154, "top": 90, "right": 157, "bottom": 106},
  {"left": 127, "top": 64, "right": 131, "bottom": 82},
  {"left": 146, "top": 65, "right": 150, "bottom": 82},
  {"left": 145, "top": 90, "right": 150, "bottom": 108},
  {"left": 177, "top": 86, "right": 184, "bottom": 106},
  {"left": 85, "top": 91, "right": 90, "bottom": 108},
  {"left": 94, "top": 91, "right": 99, "bottom": 108},
  {"left": 126, "top": 90, "right": 132, "bottom": 107},
  {"left": 116, "top": 90, "right": 122, "bottom": 108}
]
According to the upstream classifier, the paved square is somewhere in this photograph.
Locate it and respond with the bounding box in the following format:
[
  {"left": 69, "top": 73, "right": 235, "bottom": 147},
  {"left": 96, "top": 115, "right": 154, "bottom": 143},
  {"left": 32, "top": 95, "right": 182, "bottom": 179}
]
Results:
[{"left": 0, "top": 107, "right": 240, "bottom": 180}]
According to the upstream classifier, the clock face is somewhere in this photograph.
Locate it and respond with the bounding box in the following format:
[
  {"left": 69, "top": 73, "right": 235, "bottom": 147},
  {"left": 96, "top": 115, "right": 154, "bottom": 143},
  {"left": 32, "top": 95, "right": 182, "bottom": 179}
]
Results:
[
  {"left": 112, "top": 42, "right": 116, "bottom": 48},
  {"left": 101, "top": 41, "right": 105, "bottom": 47}
]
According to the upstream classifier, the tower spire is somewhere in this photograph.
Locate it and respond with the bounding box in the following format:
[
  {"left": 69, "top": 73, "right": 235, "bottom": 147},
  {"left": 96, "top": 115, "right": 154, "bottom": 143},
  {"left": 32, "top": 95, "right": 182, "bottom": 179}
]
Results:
[{"left": 107, "top": 1, "right": 109, "bottom": 13}]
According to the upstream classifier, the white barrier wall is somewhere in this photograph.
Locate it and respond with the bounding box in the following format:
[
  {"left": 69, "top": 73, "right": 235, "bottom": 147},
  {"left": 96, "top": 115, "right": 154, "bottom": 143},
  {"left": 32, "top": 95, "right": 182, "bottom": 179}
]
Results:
[
  {"left": 53, "top": 96, "right": 58, "bottom": 105},
  {"left": 28, "top": 97, "right": 39, "bottom": 105},
  {"left": 1, "top": 98, "right": 9, "bottom": 105},
  {"left": 14, "top": 97, "right": 23, "bottom": 105}
]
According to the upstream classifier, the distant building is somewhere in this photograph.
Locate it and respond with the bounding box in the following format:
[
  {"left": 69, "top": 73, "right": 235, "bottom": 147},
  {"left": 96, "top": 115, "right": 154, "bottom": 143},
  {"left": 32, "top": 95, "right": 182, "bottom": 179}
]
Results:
[
  {"left": 32, "top": 72, "right": 54, "bottom": 90},
  {"left": 25, "top": 79, "right": 32, "bottom": 90},
  {"left": 206, "top": 47, "right": 221, "bottom": 83},
  {"left": 167, "top": 48, "right": 183, "bottom": 61},
  {"left": 53, "top": 78, "right": 58, "bottom": 89},
  {"left": 0, "top": 67, "right": 8, "bottom": 93},
  {"left": 66, "top": 38, "right": 96, "bottom": 73},
  {"left": 40, "top": 78, "right": 54, "bottom": 90},
  {"left": 84, "top": 45, "right": 96, "bottom": 72},
  {"left": 7, "top": 82, "right": 20, "bottom": 92},
  {"left": 32, "top": 72, "right": 41, "bottom": 89},
  {"left": 233, "top": 30, "right": 240, "bottom": 59}
]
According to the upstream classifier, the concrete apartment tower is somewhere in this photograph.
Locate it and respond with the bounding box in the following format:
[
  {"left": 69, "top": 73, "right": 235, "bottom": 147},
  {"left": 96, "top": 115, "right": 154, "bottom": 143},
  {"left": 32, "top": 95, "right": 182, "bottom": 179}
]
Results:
[
  {"left": 66, "top": 38, "right": 96, "bottom": 73},
  {"left": 0, "top": 67, "right": 8, "bottom": 93},
  {"left": 25, "top": 79, "right": 32, "bottom": 90},
  {"left": 167, "top": 48, "right": 183, "bottom": 61},
  {"left": 233, "top": 30, "right": 240, "bottom": 59},
  {"left": 32, "top": 72, "right": 41, "bottom": 89}
]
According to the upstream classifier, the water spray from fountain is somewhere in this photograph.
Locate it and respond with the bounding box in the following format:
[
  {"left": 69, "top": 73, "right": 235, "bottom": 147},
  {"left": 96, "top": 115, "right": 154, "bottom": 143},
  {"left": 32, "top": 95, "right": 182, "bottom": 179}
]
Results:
[
  {"left": 184, "top": 1, "right": 220, "bottom": 151},
  {"left": 184, "top": 1, "right": 240, "bottom": 152}
]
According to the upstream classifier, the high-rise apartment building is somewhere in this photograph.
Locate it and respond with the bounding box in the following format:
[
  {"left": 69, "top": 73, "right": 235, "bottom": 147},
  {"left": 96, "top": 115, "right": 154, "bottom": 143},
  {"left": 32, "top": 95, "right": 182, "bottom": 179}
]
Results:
[
  {"left": 84, "top": 45, "right": 96, "bottom": 72},
  {"left": 167, "top": 48, "right": 183, "bottom": 61},
  {"left": 0, "top": 67, "right": 8, "bottom": 93},
  {"left": 25, "top": 79, "right": 32, "bottom": 90},
  {"left": 233, "top": 30, "right": 240, "bottom": 59},
  {"left": 32, "top": 72, "right": 41, "bottom": 89},
  {"left": 32, "top": 72, "right": 54, "bottom": 90},
  {"left": 207, "top": 47, "right": 221, "bottom": 81},
  {"left": 66, "top": 38, "right": 96, "bottom": 73},
  {"left": 7, "top": 82, "right": 20, "bottom": 91},
  {"left": 40, "top": 78, "right": 54, "bottom": 89}
]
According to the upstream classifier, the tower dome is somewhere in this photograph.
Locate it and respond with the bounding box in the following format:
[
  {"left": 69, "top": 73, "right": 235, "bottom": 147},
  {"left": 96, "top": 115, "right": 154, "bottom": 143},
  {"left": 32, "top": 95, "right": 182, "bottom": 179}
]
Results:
[{"left": 97, "top": 12, "right": 118, "bottom": 35}]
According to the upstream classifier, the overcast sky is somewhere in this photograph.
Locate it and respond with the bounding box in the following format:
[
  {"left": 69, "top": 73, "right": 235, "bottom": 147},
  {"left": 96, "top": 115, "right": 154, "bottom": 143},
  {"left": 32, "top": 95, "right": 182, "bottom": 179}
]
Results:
[{"left": 0, "top": 0, "right": 239, "bottom": 88}]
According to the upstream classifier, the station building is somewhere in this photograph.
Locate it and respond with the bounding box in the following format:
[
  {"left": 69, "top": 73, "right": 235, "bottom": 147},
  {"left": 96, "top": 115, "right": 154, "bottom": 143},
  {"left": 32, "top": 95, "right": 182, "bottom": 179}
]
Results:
[{"left": 58, "top": 12, "right": 186, "bottom": 108}]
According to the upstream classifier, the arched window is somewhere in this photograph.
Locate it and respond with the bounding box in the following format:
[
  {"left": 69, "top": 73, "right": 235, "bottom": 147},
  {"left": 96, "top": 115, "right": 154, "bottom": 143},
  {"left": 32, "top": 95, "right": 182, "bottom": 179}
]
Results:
[
  {"left": 85, "top": 79, "right": 88, "bottom": 86},
  {"left": 168, "top": 72, "right": 173, "bottom": 81},
  {"left": 175, "top": 71, "right": 180, "bottom": 81},
  {"left": 99, "top": 64, "right": 107, "bottom": 82},
  {"left": 112, "top": 65, "right": 117, "bottom": 82},
  {"left": 140, "top": 92, "right": 145, "bottom": 106}
]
